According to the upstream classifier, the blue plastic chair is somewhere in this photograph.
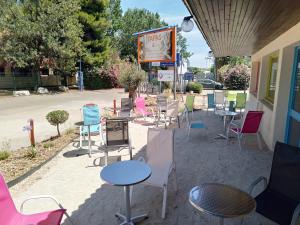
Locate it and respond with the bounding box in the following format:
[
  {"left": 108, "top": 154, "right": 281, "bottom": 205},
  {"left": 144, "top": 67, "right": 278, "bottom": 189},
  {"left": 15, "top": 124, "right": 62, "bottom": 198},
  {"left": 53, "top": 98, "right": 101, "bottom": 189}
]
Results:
[
  {"left": 183, "top": 106, "right": 206, "bottom": 137},
  {"left": 79, "top": 104, "right": 103, "bottom": 156},
  {"left": 207, "top": 93, "right": 215, "bottom": 114}
]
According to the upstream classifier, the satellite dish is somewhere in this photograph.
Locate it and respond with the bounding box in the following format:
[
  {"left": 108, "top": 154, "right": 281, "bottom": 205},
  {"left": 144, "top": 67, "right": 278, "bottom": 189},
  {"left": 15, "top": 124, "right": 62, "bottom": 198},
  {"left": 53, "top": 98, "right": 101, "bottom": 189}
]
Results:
[{"left": 181, "top": 16, "right": 194, "bottom": 32}]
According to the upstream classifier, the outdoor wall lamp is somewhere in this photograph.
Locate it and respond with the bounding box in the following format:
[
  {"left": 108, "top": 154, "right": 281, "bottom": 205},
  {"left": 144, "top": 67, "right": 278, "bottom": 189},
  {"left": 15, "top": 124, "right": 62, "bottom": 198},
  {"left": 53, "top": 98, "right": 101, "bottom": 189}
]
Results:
[{"left": 181, "top": 15, "right": 194, "bottom": 32}]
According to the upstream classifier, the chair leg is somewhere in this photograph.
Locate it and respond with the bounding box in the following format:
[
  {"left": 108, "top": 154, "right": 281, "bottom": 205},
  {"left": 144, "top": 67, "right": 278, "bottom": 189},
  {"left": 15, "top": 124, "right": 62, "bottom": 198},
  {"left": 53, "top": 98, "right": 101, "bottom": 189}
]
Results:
[
  {"left": 238, "top": 134, "right": 242, "bottom": 151},
  {"left": 162, "top": 184, "right": 168, "bottom": 219},
  {"left": 79, "top": 135, "right": 82, "bottom": 148},
  {"left": 256, "top": 133, "right": 262, "bottom": 150},
  {"left": 173, "top": 166, "right": 178, "bottom": 193},
  {"left": 177, "top": 116, "right": 180, "bottom": 128},
  {"left": 187, "top": 126, "right": 191, "bottom": 137},
  {"left": 130, "top": 185, "right": 133, "bottom": 207},
  {"left": 64, "top": 211, "right": 76, "bottom": 225}
]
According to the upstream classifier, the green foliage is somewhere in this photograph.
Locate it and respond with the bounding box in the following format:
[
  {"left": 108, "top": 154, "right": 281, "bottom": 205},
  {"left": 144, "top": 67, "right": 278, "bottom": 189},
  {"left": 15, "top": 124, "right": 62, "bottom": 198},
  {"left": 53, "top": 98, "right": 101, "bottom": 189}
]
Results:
[
  {"left": 177, "top": 33, "right": 193, "bottom": 61},
  {"left": 0, "top": 0, "right": 83, "bottom": 73},
  {"left": 43, "top": 142, "right": 54, "bottom": 149},
  {"left": 0, "top": 151, "right": 10, "bottom": 161},
  {"left": 46, "top": 110, "right": 69, "bottom": 136},
  {"left": 25, "top": 146, "right": 37, "bottom": 159},
  {"left": 109, "top": 0, "right": 122, "bottom": 45},
  {"left": 79, "top": 0, "right": 111, "bottom": 68},
  {"left": 186, "top": 82, "right": 203, "bottom": 93},
  {"left": 118, "top": 62, "right": 146, "bottom": 98},
  {"left": 118, "top": 8, "right": 167, "bottom": 59},
  {"left": 219, "top": 64, "right": 250, "bottom": 90},
  {"left": 84, "top": 66, "right": 119, "bottom": 89}
]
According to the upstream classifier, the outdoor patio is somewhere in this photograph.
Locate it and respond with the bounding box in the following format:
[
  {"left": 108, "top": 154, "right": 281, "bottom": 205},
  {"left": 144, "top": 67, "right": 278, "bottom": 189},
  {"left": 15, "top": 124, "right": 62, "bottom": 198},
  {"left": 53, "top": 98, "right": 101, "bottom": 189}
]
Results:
[{"left": 10, "top": 109, "right": 276, "bottom": 225}]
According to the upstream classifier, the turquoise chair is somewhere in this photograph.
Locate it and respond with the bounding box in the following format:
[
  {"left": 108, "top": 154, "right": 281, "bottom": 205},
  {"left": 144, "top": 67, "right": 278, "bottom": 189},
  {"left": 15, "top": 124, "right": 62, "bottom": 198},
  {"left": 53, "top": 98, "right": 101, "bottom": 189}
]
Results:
[
  {"left": 183, "top": 106, "right": 206, "bottom": 137},
  {"left": 207, "top": 93, "right": 215, "bottom": 114}
]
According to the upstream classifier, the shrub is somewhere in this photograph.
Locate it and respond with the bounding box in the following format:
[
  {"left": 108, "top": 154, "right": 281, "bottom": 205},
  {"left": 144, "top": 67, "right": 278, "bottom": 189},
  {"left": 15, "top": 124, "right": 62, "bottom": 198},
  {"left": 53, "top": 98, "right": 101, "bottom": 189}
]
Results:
[
  {"left": 46, "top": 110, "right": 69, "bottom": 136},
  {"left": 118, "top": 61, "right": 146, "bottom": 99},
  {"left": 218, "top": 64, "right": 250, "bottom": 90},
  {"left": 84, "top": 67, "right": 120, "bottom": 90},
  {"left": 43, "top": 142, "right": 54, "bottom": 149},
  {"left": 186, "top": 82, "right": 203, "bottom": 93},
  {"left": 0, "top": 151, "right": 10, "bottom": 161},
  {"left": 25, "top": 147, "right": 37, "bottom": 159}
]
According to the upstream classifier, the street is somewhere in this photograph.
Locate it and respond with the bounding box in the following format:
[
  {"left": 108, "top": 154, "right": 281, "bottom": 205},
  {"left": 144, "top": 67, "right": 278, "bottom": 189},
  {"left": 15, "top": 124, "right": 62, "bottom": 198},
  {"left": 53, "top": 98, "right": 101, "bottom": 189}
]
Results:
[{"left": 0, "top": 89, "right": 127, "bottom": 150}]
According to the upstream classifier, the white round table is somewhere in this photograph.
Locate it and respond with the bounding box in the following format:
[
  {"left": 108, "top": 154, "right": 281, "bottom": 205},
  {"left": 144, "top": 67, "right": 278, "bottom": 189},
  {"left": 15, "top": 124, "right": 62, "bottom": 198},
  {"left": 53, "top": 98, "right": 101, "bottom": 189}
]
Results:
[
  {"left": 100, "top": 160, "right": 152, "bottom": 225},
  {"left": 215, "top": 110, "right": 239, "bottom": 139}
]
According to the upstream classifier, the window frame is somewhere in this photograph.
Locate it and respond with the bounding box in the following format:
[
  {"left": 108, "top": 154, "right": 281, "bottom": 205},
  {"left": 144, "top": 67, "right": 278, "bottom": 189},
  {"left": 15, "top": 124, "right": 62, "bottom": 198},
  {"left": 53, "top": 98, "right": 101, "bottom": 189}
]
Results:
[{"left": 265, "top": 54, "right": 279, "bottom": 104}]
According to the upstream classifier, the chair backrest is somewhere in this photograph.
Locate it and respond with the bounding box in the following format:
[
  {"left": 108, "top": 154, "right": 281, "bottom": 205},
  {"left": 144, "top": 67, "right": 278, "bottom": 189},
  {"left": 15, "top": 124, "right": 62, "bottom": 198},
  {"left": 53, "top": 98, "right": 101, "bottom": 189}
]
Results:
[
  {"left": 241, "top": 111, "right": 263, "bottom": 133},
  {"left": 83, "top": 104, "right": 100, "bottom": 126},
  {"left": 268, "top": 142, "right": 300, "bottom": 202},
  {"left": 207, "top": 93, "right": 215, "bottom": 108},
  {"left": 147, "top": 128, "right": 174, "bottom": 166},
  {"left": 0, "top": 174, "right": 18, "bottom": 224},
  {"left": 121, "top": 98, "right": 133, "bottom": 111},
  {"left": 226, "top": 91, "right": 236, "bottom": 102},
  {"left": 215, "top": 91, "right": 225, "bottom": 105},
  {"left": 157, "top": 95, "right": 168, "bottom": 111},
  {"left": 106, "top": 118, "right": 129, "bottom": 146},
  {"left": 135, "top": 97, "right": 146, "bottom": 112},
  {"left": 185, "top": 95, "right": 195, "bottom": 112},
  {"left": 236, "top": 93, "right": 247, "bottom": 109},
  {"left": 166, "top": 100, "right": 179, "bottom": 118}
]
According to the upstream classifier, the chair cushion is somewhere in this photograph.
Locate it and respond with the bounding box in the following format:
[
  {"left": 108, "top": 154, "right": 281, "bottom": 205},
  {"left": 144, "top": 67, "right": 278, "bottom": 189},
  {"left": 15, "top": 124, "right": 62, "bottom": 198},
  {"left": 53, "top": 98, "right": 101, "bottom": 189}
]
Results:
[
  {"left": 16, "top": 209, "right": 65, "bottom": 225},
  {"left": 81, "top": 124, "right": 100, "bottom": 135},
  {"left": 190, "top": 121, "right": 206, "bottom": 129},
  {"left": 255, "top": 189, "right": 299, "bottom": 225}
]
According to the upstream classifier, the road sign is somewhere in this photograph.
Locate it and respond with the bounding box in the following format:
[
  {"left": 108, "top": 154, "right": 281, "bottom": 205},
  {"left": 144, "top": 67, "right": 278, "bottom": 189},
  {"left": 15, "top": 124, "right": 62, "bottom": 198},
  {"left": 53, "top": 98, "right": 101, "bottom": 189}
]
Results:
[
  {"left": 160, "top": 62, "right": 175, "bottom": 67},
  {"left": 184, "top": 72, "right": 194, "bottom": 81},
  {"left": 158, "top": 70, "right": 174, "bottom": 81}
]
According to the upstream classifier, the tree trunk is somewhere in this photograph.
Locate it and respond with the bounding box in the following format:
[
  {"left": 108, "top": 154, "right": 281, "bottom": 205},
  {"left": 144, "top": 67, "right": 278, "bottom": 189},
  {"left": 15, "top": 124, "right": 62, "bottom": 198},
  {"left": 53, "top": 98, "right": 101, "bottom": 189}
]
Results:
[
  {"left": 57, "top": 124, "right": 60, "bottom": 136},
  {"left": 128, "top": 87, "right": 136, "bottom": 103}
]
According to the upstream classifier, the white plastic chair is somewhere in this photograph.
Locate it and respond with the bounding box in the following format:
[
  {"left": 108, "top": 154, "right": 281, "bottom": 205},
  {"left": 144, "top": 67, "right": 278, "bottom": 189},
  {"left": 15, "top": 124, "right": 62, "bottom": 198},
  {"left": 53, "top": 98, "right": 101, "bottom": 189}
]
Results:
[
  {"left": 136, "top": 128, "right": 177, "bottom": 219},
  {"left": 165, "top": 100, "right": 180, "bottom": 127},
  {"left": 215, "top": 91, "right": 225, "bottom": 110}
]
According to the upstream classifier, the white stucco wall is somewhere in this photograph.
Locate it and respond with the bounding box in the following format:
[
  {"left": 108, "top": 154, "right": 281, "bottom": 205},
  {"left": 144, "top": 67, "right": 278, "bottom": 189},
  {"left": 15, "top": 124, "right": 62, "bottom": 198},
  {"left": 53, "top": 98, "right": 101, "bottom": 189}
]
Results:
[{"left": 250, "top": 22, "right": 300, "bottom": 150}]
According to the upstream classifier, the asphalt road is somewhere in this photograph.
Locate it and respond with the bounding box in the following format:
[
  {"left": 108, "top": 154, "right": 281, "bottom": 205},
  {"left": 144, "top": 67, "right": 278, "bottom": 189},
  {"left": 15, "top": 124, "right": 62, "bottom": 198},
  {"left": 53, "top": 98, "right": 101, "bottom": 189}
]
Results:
[{"left": 0, "top": 89, "right": 127, "bottom": 150}]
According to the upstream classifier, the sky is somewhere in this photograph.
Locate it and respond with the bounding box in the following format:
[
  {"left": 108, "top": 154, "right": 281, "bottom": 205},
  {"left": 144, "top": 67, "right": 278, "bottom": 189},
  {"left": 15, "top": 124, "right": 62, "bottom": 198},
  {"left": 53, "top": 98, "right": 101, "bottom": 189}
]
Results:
[{"left": 121, "top": 0, "right": 211, "bottom": 68}]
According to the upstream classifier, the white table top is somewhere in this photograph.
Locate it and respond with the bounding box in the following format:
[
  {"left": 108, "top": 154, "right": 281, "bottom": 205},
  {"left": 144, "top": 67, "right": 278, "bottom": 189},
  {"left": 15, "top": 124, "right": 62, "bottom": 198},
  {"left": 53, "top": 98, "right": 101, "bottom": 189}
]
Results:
[
  {"left": 100, "top": 160, "right": 152, "bottom": 186},
  {"left": 215, "top": 110, "right": 238, "bottom": 117}
]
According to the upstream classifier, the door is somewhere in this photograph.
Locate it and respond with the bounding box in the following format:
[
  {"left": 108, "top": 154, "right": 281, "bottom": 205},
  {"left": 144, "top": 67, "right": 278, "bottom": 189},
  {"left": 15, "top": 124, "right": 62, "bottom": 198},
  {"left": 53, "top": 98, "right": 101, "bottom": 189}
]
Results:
[{"left": 285, "top": 46, "right": 300, "bottom": 147}]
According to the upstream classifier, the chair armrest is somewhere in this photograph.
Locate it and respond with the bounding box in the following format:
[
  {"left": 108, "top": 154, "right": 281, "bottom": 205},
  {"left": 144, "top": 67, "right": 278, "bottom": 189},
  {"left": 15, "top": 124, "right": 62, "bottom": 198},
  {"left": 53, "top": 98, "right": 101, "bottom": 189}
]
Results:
[
  {"left": 20, "top": 195, "right": 64, "bottom": 212},
  {"left": 291, "top": 203, "right": 300, "bottom": 225},
  {"left": 248, "top": 176, "right": 268, "bottom": 196}
]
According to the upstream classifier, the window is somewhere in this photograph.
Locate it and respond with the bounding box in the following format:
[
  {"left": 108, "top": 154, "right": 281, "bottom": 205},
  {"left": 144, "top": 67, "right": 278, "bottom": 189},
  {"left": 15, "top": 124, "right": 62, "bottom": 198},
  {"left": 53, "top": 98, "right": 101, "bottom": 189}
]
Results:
[
  {"left": 13, "top": 67, "right": 32, "bottom": 77},
  {"left": 265, "top": 55, "right": 278, "bottom": 103},
  {"left": 250, "top": 61, "right": 260, "bottom": 96},
  {"left": 0, "top": 66, "right": 4, "bottom": 76}
]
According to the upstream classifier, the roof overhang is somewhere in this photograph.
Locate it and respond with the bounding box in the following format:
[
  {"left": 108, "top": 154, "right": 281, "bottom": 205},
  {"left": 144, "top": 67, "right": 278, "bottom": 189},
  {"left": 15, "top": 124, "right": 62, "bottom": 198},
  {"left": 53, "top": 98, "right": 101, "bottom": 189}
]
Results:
[{"left": 182, "top": 0, "right": 300, "bottom": 57}]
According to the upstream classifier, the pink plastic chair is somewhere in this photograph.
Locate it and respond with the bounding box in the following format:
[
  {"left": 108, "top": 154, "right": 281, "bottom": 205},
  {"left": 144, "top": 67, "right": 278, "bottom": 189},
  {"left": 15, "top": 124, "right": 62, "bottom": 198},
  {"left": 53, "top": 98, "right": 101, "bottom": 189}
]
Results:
[
  {"left": 0, "top": 173, "right": 74, "bottom": 225},
  {"left": 135, "top": 97, "right": 154, "bottom": 119},
  {"left": 227, "top": 111, "right": 264, "bottom": 150}
]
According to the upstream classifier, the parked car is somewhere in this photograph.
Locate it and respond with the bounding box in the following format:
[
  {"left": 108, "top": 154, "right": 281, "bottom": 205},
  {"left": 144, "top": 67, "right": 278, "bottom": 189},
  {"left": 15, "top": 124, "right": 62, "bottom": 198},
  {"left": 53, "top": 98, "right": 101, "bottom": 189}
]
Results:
[{"left": 197, "top": 79, "right": 223, "bottom": 89}]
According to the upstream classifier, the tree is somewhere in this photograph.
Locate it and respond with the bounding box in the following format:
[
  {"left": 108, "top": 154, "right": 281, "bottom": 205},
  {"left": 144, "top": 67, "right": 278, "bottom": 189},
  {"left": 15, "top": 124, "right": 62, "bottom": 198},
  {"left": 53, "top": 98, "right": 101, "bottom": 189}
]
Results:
[
  {"left": 46, "top": 110, "right": 69, "bottom": 136},
  {"left": 118, "top": 8, "right": 167, "bottom": 59},
  {"left": 0, "top": 0, "right": 83, "bottom": 75},
  {"left": 79, "top": 0, "right": 111, "bottom": 68},
  {"left": 109, "top": 0, "right": 122, "bottom": 46},
  {"left": 177, "top": 32, "right": 193, "bottom": 61}
]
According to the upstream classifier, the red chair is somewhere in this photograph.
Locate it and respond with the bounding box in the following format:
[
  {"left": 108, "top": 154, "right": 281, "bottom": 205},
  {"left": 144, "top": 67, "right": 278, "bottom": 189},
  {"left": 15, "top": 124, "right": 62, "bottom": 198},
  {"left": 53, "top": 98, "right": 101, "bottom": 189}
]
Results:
[
  {"left": 0, "top": 173, "right": 74, "bottom": 225},
  {"left": 227, "top": 111, "right": 264, "bottom": 150}
]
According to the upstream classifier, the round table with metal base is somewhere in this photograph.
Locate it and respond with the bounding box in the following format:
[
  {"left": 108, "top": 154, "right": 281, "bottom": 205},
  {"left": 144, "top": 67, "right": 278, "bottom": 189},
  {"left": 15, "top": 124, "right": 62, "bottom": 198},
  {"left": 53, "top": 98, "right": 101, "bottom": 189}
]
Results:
[
  {"left": 189, "top": 183, "right": 256, "bottom": 225},
  {"left": 100, "top": 160, "right": 152, "bottom": 225},
  {"left": 214, "top": 110, "right": 238, "bottom": 139}
]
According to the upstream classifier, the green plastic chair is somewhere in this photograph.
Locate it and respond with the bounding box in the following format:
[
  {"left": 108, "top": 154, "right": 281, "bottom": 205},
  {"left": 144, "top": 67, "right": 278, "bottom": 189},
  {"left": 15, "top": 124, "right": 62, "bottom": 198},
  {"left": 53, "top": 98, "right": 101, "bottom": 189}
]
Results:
[
  {"left": 226, "top": 91, "right": 237, "bottom": 102},
  {"left": 236, "top": 93, "right": 247, "bottom": 110},
  {"left": 185, "top": 95, "right": 195, "bottom": 115}
]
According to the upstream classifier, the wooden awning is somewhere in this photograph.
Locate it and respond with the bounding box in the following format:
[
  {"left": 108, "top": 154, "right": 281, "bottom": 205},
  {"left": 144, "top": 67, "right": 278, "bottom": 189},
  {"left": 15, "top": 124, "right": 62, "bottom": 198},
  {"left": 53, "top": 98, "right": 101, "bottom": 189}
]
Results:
[{"left": 182, "top": 0, "right": 300, "bottom": 56}]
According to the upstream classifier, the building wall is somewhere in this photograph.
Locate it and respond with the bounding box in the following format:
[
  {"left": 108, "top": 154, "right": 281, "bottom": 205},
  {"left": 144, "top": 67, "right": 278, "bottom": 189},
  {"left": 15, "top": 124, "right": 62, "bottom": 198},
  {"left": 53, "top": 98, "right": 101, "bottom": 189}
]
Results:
[{"left": 250, "top": 22, "right": 300, "bottom": 150}]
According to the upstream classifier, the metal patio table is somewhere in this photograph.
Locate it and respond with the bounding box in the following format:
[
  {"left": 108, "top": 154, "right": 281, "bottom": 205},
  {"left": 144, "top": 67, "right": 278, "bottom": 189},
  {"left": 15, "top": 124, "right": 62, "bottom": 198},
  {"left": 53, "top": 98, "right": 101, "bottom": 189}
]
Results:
[
  {"left": 100, "top": 160, "right": 152, "bottom": 225},
  {"left": 215, "top": 110, "right": 238, "bottom": 139},
  {"left": 189, "top": 183, "right": 256, "bottom": 225}
]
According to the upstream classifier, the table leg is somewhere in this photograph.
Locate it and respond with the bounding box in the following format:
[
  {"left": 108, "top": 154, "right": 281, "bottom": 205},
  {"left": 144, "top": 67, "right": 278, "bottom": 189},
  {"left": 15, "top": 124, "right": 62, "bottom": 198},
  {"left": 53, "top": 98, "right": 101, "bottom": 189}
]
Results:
[
  {"left": 219, "top": 217, "right": 224, "bottom": 225},
  {"left": 115, "top": 186, "right": 148, "bottom": 225},
  {"left": 88, "top": 125, "right": 91, "bottom": 157}
]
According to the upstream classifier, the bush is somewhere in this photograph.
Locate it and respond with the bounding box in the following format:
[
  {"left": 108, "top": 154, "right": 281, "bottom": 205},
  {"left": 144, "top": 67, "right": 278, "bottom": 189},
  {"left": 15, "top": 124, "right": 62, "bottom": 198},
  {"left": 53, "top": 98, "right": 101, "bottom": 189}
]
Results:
[
  {"left": 218, "top": 64, "right": 250, "bottom": 90},
  {"left": 186, "top": 82, "right": 203, "bottom": 93},
  {"left": 46, "top": 110, "right": 69, "bottom": 136},
  {"left": 84, "top": 67, "right": 120, "bottom": 90},
  {"left": 0, "top": 151, "right": 10, "bottom": 161}
]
